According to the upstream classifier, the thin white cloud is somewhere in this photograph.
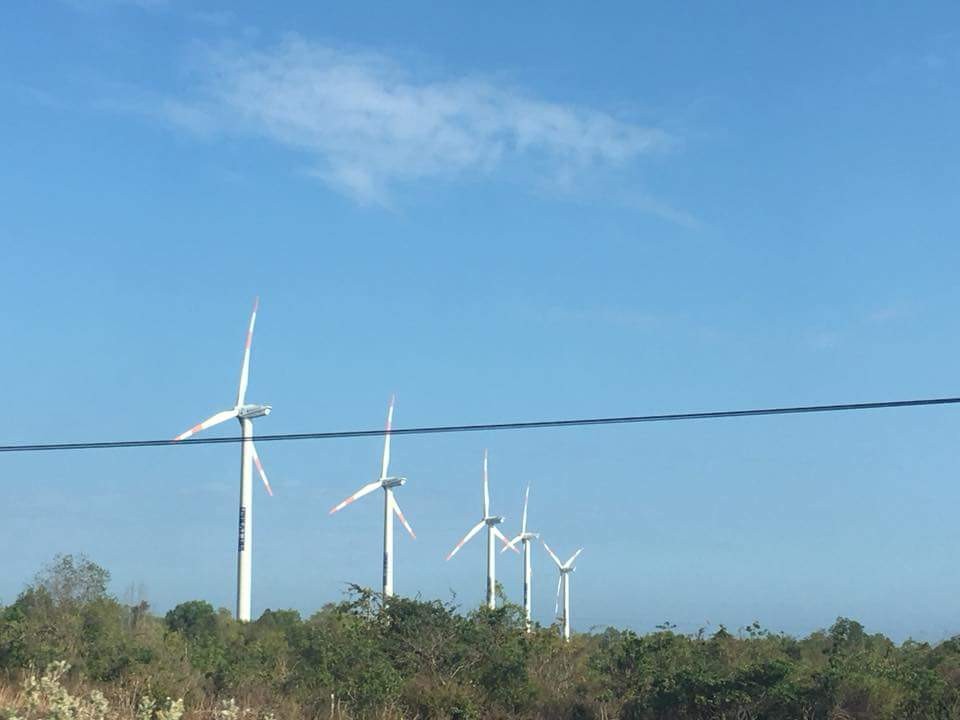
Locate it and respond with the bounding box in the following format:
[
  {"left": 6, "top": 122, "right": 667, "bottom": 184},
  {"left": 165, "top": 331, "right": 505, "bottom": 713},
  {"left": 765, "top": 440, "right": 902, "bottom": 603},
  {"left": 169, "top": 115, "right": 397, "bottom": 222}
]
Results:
[
  {"left": 165, "top": 37, "right": 671, "bottom": 204},
  {"left": 619, "top": 191, "right": 704, "bottom": 231}
]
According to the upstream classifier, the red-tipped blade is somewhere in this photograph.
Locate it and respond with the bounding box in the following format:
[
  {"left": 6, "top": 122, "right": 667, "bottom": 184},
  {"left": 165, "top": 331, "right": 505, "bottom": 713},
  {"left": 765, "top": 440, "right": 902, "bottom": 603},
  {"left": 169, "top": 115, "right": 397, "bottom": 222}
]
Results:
[
  {"left": 391, "top": 494, "right": 416, "bottom": 539},
  {"left": 173, "top": 408, "right": 237, "bottom": 441},
  {"left": 236, "top": 296, "right": 259, "bottom": 407},
  {"left": 541, "top": 539, "right": 563, "bottom": 568},
  {"left": 251, "top": 443, "right": 273, "bottom": 496},
  {"left": 446, "top": 519, "right": 485, "bottom": 561},
  {"left": 381, "top": 394, "right": 395, "bottom": 479},
  {"left": 493, "top": 526, "right": 520, "bottom": 554},
  {"left": 329, "top": 480, "right": 382, "bottom": 515}
]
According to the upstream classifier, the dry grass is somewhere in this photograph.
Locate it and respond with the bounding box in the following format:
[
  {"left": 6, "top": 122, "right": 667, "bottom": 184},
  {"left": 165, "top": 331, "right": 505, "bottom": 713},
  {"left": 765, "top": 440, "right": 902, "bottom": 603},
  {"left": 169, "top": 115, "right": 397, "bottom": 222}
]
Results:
[
  {"left": 0, "top": 664, "right": 191, "bottom": 720},
  {"left": 0, "top": 664, "right": 404, "bottom": 720}
]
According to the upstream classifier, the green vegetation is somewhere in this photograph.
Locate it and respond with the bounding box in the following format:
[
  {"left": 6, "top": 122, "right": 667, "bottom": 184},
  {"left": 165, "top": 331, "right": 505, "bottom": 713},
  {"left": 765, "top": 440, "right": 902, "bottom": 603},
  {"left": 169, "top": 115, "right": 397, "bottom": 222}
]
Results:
[{"left": 3, "top": 555, "right": 960, "bottom": 719}]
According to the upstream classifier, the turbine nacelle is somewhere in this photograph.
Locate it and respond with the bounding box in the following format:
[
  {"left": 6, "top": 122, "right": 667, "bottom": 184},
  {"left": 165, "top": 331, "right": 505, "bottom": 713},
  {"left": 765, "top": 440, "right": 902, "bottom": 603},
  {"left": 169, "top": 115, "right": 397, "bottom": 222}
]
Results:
[
  {"left": 484, "top": 515, "right": 505, "bottom": 526},
  {"left": 381, "top": 476, "right": 406, "bottom": 489},
  {"left": 237, "top": 404, "right": 271, "bottom": 419}
]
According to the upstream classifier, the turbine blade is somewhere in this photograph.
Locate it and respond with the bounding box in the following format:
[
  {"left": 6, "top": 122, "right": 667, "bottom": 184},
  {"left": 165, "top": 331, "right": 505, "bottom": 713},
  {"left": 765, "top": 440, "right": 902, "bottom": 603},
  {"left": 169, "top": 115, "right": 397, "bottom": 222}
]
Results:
[
  {"left": 482, "top": 449, "right": 490, "bottom": 518},
  {"left": 391, "top": 494, "right": 416, "bottom": 539},
  {"left": 521, "top": 484, "right": 530, "bottom": 534},
  {"left": 380, "top": 394, "right": 395, "bottom": 479},
  {"left": 250, "top": 443, "right": 273, "bottom": 496},
  {"left": 501, "top": 534, "right": 522, "bottom": 553},
  {"left": 173, "top": 408, "right": 238, "bottom": 441},
  {"left": 446, "top": 520, "right": 485, "bottom": 561},
  {"left": 329, "top": 480, "right": 382, "bottom": 515},
  {"left": 541, "top": 539, "right": 563, "bottom": 569},
  {"left": 493, "top": 526, "right": 520, "bottom": 553},
  {"left": 564, "top": 548, "right": 584, "bottom": 569},
  {"left": 236, "top": 296, "right": 259, "bottom": 407},
  {"left": 555, "top": 573, "right": 562, "bottom": 616}
]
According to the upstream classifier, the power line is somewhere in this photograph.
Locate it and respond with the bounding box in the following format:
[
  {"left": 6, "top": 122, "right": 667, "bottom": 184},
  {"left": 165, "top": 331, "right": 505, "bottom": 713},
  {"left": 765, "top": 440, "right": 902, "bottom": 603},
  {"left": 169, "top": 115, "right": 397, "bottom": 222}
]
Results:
[{"left": 1, "top": 395, "right": 957, "bottom": 454}]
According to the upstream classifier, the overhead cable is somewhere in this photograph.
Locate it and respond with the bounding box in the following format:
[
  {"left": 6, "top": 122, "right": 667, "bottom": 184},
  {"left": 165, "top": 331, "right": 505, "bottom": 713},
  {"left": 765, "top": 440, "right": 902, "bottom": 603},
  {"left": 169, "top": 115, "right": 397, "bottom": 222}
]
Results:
[{"left": 1, "top": 395, "right": 957, "bottom": 454}]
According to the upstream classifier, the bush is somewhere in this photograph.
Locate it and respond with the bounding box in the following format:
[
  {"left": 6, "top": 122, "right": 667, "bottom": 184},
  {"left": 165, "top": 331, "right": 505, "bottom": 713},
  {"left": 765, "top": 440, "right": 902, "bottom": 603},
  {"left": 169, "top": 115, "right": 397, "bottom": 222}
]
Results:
[{"left": 4, "top": 558, "right": 960, "bottom": 719}]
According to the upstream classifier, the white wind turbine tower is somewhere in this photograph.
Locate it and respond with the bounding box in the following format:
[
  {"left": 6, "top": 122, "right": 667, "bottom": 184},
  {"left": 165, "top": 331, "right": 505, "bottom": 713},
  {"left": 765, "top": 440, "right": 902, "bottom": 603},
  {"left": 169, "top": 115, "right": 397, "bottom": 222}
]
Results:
[
  {"left": 502, "top": 484, "right": 538, "bottom": 631},
  {"left": 329, "top": 395, "right": 415, "bottom": 598},
  {"left": 173, "top": 297, "right": 274, "bottom": 623},
  {"left": 543, "top": 541, "right": 583, "bottom": 642},
  {"left": 446, "top": 450, "right": 518, "bottom": 609}
]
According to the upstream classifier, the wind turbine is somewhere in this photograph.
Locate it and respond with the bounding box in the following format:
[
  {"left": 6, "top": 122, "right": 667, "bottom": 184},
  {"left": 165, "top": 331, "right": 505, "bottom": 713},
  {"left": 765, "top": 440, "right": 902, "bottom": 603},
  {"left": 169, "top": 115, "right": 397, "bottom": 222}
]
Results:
[
  {"left": 329, "top": 395, "right": 415, "bottom": 598},
  {"left": 542, "top": 541, "right": 583, "bottom": 642},
  {"left": 446, "top": 449, "right": 518, "bottom": 609},
  {"left": 173, "top": 297, "right": 273, "bottom": 623},
  {"left": 502, "top": 484, "right": 538, "bottom": 631}
]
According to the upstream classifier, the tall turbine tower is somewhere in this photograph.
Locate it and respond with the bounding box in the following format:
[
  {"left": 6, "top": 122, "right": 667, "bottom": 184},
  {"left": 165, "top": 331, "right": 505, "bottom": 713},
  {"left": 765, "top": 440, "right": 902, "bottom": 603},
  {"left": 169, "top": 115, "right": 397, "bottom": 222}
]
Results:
[
  {"left": 173, "top": 297, "right": 274, "bottom": 622},
  {"left": 502, "top": 484, "right": 538, "bottom": 631},
  {"left": 446, "top": 450, "right": 517, "bottom": 609},
  {"left": 329, "top": 396, "right": 415, "bottom": 598},
  {"left": 543, "top": 541, "right": 583, "bottom": 642}
]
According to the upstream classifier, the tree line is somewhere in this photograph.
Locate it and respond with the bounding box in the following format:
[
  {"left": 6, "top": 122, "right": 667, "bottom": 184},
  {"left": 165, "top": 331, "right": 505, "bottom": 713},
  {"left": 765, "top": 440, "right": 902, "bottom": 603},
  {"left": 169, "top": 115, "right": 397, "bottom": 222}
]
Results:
[{"left": 2, "top": 554, "right": 960, "bottom": 719}]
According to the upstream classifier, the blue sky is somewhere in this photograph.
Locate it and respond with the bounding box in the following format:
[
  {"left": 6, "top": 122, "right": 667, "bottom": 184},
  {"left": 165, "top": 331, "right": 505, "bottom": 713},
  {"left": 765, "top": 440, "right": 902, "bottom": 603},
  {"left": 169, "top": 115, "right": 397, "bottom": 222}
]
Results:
[{"left": 3, "top": 1, "right": 960, "bottom": 641}]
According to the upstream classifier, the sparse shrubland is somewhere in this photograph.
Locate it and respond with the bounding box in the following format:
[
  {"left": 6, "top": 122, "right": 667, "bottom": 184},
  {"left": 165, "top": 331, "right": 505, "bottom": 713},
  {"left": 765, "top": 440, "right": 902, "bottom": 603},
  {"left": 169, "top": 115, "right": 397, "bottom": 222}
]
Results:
[{"left": 2, "top": 555, "right": 960, "bottom": 719}]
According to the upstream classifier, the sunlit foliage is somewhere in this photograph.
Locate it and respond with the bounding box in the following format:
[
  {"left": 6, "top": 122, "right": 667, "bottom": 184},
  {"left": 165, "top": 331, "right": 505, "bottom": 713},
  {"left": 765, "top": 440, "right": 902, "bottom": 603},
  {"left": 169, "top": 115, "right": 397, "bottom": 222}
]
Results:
[{"left": 2, "top": 557, "right": 960, "bottom": 719}]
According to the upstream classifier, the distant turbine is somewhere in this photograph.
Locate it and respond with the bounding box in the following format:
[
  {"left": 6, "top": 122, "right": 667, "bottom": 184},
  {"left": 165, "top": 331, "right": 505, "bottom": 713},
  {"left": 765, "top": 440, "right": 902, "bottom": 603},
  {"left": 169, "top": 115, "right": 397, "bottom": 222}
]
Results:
[
  {"left": 502, "top": 484, "right": 538, "bottom": 631},
  {"left": 329, "top": 395, "right": 415, "bottom": 598},
  {"left": 173, "top": 297, "right": 273, "bottom": 622},
  {"left": 446, "top": 449, "right": 518, "bottom": 609},
  {"left": 542, "top": 541, "right": 583, "bottom": 642}
]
